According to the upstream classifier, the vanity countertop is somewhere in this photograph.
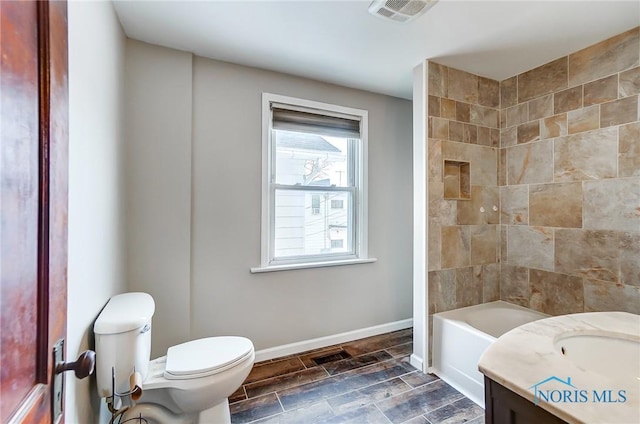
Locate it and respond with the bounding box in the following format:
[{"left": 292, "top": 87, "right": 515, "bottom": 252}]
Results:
[{"left": 478, "top": 311, "right": 640, "bottom": 424}]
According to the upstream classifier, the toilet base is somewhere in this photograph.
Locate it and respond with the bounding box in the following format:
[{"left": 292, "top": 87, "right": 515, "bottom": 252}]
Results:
[
  {"left": 121, "top": 403, "right": 195, "bottom": 424},
  {"left": 117, "top": 398, "right": 231, "bottom": 424},
  {"left": 199, "top": 398, "right": 231, "bottom": 423}
]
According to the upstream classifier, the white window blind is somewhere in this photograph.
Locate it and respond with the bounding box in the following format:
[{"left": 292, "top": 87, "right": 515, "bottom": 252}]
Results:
[{"left": 271, "top": 106, "right": 361, "bottom": 139}]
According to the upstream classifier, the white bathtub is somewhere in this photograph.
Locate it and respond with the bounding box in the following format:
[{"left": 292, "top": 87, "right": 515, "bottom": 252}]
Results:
[{"left": 432, "top": 301, "right": 548, "bottom": 407}]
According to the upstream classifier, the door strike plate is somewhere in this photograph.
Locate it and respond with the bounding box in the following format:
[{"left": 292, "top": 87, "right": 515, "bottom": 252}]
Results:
[{"left": 52, "top": 339, "right": 64, "bottom": 422}]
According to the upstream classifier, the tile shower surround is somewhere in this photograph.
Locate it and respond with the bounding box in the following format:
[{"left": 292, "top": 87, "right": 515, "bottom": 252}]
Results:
[
  {"left": 499, "top": 27, "right": 639, "bottom": 315},
  {"left": 427, "top": 26, "right": 639, "bottom": 360}
]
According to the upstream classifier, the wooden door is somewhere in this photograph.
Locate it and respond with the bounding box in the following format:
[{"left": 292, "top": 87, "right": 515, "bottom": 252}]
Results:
[{"left": 1, "top": 0, "right": 68, "bottom": 422}]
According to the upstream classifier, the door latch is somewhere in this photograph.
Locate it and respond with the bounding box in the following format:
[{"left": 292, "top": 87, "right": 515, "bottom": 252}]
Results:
[{"left": 52, "top": 339, "right": 96, "bottom": 422}]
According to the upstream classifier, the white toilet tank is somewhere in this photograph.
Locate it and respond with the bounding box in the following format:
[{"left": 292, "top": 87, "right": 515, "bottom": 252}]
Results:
[{"left": 94, "top": 292, "right": 155, "bottom": 398}]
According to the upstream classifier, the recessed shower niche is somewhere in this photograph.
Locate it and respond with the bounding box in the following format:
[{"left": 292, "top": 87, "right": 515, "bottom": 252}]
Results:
[{"left": 443, "top": 160, "right": 470, "bottom": 200}]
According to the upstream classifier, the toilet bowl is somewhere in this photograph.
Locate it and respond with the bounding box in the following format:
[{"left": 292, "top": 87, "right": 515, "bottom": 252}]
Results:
[{"left": 94, "top": 292, "right": 255, "bottom": 424}]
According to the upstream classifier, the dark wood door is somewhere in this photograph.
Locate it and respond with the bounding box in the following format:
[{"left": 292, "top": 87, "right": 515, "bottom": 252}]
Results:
[{"left": 1, "top": 0, "right": 68, "bottom": 422}]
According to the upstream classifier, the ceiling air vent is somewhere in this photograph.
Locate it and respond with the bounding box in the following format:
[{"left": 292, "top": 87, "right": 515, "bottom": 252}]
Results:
[{"left": 368, "top": 0, "right": 438, "bottom": 23}]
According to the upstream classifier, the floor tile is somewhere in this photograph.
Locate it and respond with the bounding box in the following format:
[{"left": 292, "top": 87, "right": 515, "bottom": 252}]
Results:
[
  {"left": 400, "top": 371, "right": 440, "bottom": 388},
  {"left": 245, "top": 357, "right": 306, "bottom": 384},
  {"left": 246, "top": 367, "right": 330, "bottom": 399},
  {"left": 424, "top": 398, "right": 484, "bottom": 424},
  {"left": 342, "top": 329, "right": 413, "bottom": 357},
  {"left": 376, "top": 379, "right": 465, "bottom": 424},
  {"left": 232, "top": 329, "right": 484, "bottom": 424},
  {"left": 323, "top": 350, "right": 393, "bottom": 376},
  {"left": 230, "top": 393, "right": 284, "bottom": 424},
  {"left": 252, "top": 401, "right": 334, "bottom": 423},
  {"left": 230, "top": 385, "right": 247, "bottom": 404},
  {"left": 385, "top": 342, "right": 414, "bottom": 358},
  {"left": 316, "top": 404, "right": 391, "bottom": 424},
  {"left": 402, "top": 416, "right": 429, "bottom": 424},
  {"left": 278, "top": 358, "right": 415, "bottom": 410},
  {"left": 327, "top": 377, "right": 412, "bottom": 414}
]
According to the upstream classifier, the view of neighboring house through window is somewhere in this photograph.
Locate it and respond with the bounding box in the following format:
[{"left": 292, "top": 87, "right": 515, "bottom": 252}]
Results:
[
  {"left": 274, "top": 130, "right": 351, "bottom": 257},
  {"left": 260, "top": 93, "right": 368, "bottom": 268}
]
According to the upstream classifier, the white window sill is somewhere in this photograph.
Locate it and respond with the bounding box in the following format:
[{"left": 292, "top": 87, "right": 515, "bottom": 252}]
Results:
[{"left": 250, "top": 258, "right": 377, "bottom": 274}]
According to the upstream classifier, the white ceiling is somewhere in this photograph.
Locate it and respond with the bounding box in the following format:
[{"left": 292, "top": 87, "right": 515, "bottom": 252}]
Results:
[{"left": 113, "top": 0, "right": 640, "bottom": 100}]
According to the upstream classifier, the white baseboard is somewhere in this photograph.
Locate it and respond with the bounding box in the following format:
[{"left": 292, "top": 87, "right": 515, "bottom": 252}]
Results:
[
  {"left": 254, "top": 318, "right": 413, "bottom": 363},
  {"left": 409, "top": 353, "right": 424, "bottom": 372}
]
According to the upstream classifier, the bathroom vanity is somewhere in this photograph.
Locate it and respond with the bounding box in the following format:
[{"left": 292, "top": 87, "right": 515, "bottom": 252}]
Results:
[
  {"left": 478, "top": 312, "right": 640, "bottom": 424},
  {"left": 483, "top": 377, "right": 567, "bottom": 423}
]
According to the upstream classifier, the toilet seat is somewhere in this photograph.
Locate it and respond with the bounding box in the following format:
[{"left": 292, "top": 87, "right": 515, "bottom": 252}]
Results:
[{"left": 164, "top": 336, "right": 254, "bottom": 380}]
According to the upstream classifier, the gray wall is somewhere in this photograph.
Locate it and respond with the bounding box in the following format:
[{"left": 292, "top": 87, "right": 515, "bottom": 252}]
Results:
[
  {"left": 124, "top": 41, "right": 193, "bottom": 355},
  {"left": 67, "top": 1, "right": 127, "bottom": 422},
  {"left": 125, "top": 40, "right": 413, "bottom": 356}
]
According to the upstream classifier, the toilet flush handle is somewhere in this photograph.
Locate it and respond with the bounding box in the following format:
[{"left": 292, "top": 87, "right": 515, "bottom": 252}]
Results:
[{"left": 55, "top": 349, "right": 96, "bottom": 379}]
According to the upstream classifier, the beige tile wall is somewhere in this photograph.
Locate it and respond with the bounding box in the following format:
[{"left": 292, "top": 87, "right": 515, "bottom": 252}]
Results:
[
  {"left": 499, "top": 27, "right": 640, "bottom": 315},
  {"left": 427, "top": 62, "right": 501, "bottom": 306},
  {"left": 425, "top": 26, "right": 639, "bottom": 364},
  {"left": 426, "top": 62, "right": 501, "bottom": 362}
]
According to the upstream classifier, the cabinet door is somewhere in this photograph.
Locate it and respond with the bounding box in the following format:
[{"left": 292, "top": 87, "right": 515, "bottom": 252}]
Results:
[{"left": 484, "top": 377, "right": 566, "bottom": 424}]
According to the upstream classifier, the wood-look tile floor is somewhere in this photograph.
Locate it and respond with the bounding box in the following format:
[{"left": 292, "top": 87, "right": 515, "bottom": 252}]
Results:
[{"left": 229, "top": 329, "right": 484, "bottom": 424}]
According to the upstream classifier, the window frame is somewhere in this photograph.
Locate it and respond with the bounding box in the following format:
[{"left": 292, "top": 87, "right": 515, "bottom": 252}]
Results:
[{"left": 253, "top": 93, "right": 372, "bottom": 272}]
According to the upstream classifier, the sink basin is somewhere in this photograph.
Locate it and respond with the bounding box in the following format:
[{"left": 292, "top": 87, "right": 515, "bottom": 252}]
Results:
[
  {"left": 555, "top": 333, "right": 640, "bottom": 381},
  {"left": 480, "top": 313, "right": 640, "bottom": 424}
]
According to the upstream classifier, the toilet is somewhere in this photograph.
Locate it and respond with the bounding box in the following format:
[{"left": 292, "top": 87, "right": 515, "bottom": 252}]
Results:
[{"left": 94, "top": 292, "right": 254, "bottom": 423}]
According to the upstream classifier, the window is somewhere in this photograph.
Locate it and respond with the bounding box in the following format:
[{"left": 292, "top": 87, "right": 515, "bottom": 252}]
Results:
[
  {"left": 311, "top": 194, "right": 321, "bottom": 215},
  {"left": 253, "top": 93, "right": 373, "bottom": 272},
  {"left": 331, "top": 199, "right": 344, "bottom": 209}
]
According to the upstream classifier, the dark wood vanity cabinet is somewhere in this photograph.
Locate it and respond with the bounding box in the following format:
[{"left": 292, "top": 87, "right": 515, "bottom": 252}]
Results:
[{"left": 484, "top": 377, "right": 567, "bottom": 424}]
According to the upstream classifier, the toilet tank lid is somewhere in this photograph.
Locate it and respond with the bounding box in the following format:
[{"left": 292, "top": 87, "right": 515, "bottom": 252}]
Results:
[{"left": 94, "top": 292, "right": 155, "bottom": 335}]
